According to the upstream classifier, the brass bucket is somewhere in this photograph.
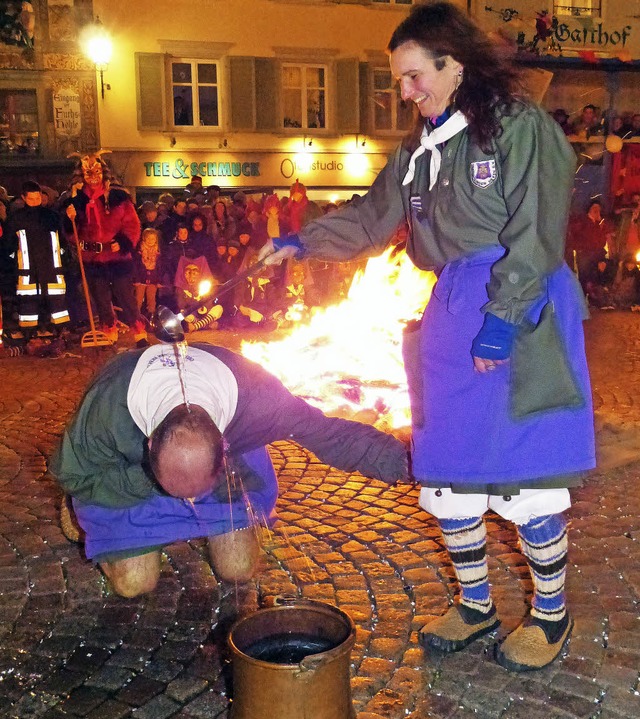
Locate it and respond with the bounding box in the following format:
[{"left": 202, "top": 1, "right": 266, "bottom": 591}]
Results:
[{"left": 228, "top": 597, "right": 356, "bottom": 719}]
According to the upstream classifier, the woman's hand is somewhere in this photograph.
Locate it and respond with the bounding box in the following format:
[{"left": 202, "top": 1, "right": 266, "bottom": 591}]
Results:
[
  {"left": 471, "top": 313, "right": 516, "bottom": 373},
  {"left": 258, "top": 237, "right": 301, "bottom": 266},
  {"left": 473, "top": 356, "right": 509, "bottom": 373}
]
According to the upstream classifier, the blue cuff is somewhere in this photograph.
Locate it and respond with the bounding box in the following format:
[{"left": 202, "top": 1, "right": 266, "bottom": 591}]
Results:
[
  {"left": 272, "top": 233, "right": 305, "bottom": 257},
  {"left": 471, "top": 312, "right": 517, "bottom": 360}
]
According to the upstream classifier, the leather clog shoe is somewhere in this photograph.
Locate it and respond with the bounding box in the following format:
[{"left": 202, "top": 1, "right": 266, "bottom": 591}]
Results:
[
  {"left": 495, "top": 613, "right": 573, "bottom": 672},
  {"left": 419, "top": 602, "right": 500, "bottom": 653}
]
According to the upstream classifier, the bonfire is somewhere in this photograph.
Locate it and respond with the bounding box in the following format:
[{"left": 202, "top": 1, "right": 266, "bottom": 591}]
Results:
[{"left": 241, "top": 247, "right": 435, "bottom": 431}]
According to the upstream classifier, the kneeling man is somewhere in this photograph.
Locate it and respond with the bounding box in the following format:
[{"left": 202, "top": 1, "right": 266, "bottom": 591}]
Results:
[{"left": 51, "top": 342, "right": 408, "bottom": 596}]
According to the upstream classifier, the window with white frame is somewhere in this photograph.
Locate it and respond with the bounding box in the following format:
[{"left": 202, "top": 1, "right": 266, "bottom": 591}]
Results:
[
  {"left": 282, "top": 63, "right": 326, "bottom": 130},
  {"left": 373, "top": 68, "right": 413, "bottom": 133},
  {"left": 171, "top": 59, "right": 220, "bottom": 128},
  {"left": 553, "top": 0, "right": 601, "bottom": 17}
]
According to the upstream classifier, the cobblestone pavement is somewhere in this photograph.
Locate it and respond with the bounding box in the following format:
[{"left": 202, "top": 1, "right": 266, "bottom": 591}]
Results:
[{"left": 1, "top": 310, "right": 640, "bottom": 719}]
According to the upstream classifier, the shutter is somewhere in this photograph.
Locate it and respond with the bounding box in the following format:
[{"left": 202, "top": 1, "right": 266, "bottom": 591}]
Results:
[
  {"left": 229, "top": 57, "right": 256, "bottom": 131},
  {"left": 135, "top": 53, "right": 166, "bottom": 131},
  {"left": 255, "top": 58, "right": 279, "bottom": 131},
  {"left": 359, "top": 62, "right": 371, "bottom": 135},
  {"left": 336, "top": 58, "right": 359, "bottom": 134}
]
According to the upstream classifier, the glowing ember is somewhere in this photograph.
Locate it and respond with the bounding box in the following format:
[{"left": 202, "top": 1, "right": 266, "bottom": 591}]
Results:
[{"left": 242, "top": 247, "right": 435, "bottom": 430}]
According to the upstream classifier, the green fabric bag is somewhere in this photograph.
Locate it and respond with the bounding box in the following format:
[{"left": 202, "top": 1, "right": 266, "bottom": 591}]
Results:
[{"left": 510, "top": 301, "right": 584, "bottom": 419}]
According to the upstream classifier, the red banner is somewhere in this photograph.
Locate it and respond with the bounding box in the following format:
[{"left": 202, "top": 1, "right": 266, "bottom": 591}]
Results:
[{"left": 612, "top": 144, "right": 640, "bottom": 201}]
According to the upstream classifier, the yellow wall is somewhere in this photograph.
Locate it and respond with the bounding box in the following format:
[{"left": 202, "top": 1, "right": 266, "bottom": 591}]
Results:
[
  {"left": 93, "top": 0, "right": 412, "bottom": 153},
  {"left": 90, "top": 0, "right": 640, "bottom": 193}
]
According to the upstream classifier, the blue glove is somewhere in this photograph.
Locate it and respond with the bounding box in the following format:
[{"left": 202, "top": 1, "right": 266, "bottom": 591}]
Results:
[
  {"left": 272, "top": 233, "right": 305, "bottom": 257},
  {"left": 471, "top": 312, "right": 517, "bottom": 360}
]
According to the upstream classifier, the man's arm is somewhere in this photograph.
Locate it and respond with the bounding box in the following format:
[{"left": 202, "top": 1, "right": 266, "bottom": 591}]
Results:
[{"left": 218, "top": 348, "right": 408, "bottom": 484}]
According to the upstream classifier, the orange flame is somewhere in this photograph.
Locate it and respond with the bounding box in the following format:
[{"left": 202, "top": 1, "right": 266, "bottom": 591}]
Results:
[{"left": 242, "top": 247, "right": 435, "bottom": 429}]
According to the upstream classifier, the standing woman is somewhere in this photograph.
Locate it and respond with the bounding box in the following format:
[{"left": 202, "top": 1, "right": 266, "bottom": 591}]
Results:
[{"left": 261, "top": 1, "right": 595, "bottom": 672}]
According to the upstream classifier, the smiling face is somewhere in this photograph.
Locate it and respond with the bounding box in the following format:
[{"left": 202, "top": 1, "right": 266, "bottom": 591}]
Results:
[{"left": 389, "top": 40, "right": 462, "bottom": 120}]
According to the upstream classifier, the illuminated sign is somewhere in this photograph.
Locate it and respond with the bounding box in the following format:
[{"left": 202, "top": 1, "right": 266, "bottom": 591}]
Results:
[
  {"left": 128, "top": 151, "right": 384, "bottom": 188},
  {"left": 144, "top": 159, "right": 260, "bottom": 180}
]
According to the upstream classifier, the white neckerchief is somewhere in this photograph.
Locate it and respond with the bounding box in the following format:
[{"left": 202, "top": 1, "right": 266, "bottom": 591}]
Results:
[
  {"left": 127, "top": 345, "right": 238, "bottom": 437},
  {"left": 402, "top": 110, "right": 469, "bottom": 190}
]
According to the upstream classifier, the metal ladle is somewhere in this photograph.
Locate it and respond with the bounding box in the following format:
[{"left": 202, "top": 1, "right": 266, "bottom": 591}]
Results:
[{"left": 150, "top": 257, "right": 270, "bottom": 344}]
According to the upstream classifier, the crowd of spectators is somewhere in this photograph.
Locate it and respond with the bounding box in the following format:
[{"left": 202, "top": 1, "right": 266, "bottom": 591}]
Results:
[
  {"left": 2, "top": 155, "right": 639, "bottom": 357},
  {"left": 550, "top": 104, "right": 640, "bottom": 140},
  {"left": 0, "top": 175, "right": 367, "bottom": 356},
  {"left": 565, "top": 193, "right": 640, "bottom": 310},
  {"left": 546, "top": 103, "right": 640, "bottom": 310}
]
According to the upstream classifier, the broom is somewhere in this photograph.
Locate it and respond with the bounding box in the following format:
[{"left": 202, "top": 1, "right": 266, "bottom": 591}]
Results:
[{"left": 70, "top": 215, "right": 113, "bottom": 348}]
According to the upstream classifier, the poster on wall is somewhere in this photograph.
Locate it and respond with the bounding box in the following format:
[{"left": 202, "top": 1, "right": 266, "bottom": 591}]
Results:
[{"left": 52, "top": 86, "right": 81, "bottom": 139}]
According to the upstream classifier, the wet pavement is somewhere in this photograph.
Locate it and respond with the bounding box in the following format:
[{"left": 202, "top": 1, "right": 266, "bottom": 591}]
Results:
[{"left": 1, "top": 309, "right": 640, "bottom": 719}]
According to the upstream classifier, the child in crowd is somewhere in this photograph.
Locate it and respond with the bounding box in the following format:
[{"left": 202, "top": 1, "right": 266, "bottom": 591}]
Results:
[
  {"left": 189, "top": 213, "right": 211, "bottom": 258},
  {"left": 610, "top": 254, "right": 640, "bottom": 310},
  {"left": 218, "top": 236, "right": 243, "bottom": 281},
  {"left": 234, "top": 247, "right": 278, "bottom": 329},
  {"left": 164, "top": 223, "right": 200, "bottom": 279},
  {"left": 174, "top": 256, "right": 223, "bottom": 332},
  {"left": 133, "top": 228, "right": 162, "bottom": 317},
  {"left": 585, "top": 251, "right": 616, "bottom": 309},
  {"left": 138, "top": 201, "right": 162, "bottom": 232},
  {"left": 272, "top": 261, "right": 315, "bottom": 328}
]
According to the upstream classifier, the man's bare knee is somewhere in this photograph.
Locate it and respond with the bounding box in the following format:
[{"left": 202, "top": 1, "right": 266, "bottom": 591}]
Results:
[
  {"left": 100, "top": 551, "right": 161, "bottom": 597},
  {"left": 208, "top": 527, "right": 261, "bottom": 583}
]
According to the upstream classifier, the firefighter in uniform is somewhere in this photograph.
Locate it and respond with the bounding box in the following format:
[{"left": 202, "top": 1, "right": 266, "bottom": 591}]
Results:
[{"left": 3, "top": 180, "right": 69, "bottom": 337}]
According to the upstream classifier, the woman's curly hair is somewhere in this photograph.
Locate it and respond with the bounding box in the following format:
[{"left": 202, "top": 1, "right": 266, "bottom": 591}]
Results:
[{"left": 388, "top": 1, "right": 524, "bottom": 152}]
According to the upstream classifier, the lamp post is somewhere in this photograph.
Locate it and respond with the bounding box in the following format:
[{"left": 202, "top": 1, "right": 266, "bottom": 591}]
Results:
[{"left": 80, "top": 18, "right": 113, "bottom": 100}]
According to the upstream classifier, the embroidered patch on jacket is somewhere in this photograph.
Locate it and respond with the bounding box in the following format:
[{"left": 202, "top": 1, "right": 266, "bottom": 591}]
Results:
[{"left": 470, "top": 160, "right": 497, "bottom": 188}]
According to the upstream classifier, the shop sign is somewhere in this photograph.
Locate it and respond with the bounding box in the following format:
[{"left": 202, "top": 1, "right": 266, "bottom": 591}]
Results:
[
  {"left": 52, "top": 87, "right": 81, "bottom": 138},
  {"left": 144, "top": 158, "right": 260, "bottom": 180},
  {"left": 134, "top": 152, "right": 383, "bottom": 188},
  {"left": 554, "top": 22, "right": 632, "bottom": 48}
]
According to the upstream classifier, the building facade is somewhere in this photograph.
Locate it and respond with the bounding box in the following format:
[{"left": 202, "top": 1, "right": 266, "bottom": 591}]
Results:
[{"left": 1, "top": 0, "right": 639, "bottom": 204}]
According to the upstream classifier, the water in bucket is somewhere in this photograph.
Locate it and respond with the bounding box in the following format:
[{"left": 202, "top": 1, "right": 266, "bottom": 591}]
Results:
[{"left": 244, "top": 632, "right": 337, "bottom": 664}]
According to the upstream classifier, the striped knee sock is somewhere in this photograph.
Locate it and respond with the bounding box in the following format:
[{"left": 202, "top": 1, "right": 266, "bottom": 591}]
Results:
[
  {"left": 516, "top": 514, "right": 568, "bottom": 623},
  {"left": 438, "top": 516, "right": 492, "bottom": 614}
]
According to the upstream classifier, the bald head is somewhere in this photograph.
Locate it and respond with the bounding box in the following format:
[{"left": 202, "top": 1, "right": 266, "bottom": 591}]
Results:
[{"left": 149, "top": 404, "right": 223, "bottom": 498}]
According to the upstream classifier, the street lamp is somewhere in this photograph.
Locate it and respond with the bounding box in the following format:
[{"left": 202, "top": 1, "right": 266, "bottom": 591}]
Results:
[{"left": 80, "top": 18, "right": 113, "bottom": 100}]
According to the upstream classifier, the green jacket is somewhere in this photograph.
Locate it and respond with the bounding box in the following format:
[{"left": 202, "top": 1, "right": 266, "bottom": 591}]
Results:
[{"left": 299, "top": 102, "right": 576, "bottom": 325}]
